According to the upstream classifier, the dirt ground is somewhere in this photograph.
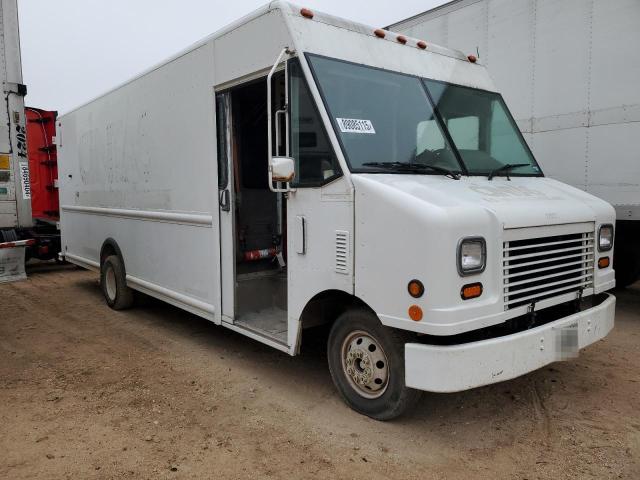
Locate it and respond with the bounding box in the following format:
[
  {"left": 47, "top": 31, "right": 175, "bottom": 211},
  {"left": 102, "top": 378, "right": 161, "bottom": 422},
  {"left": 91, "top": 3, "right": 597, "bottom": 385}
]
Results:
[{"left": 1, "top": 265, "right": 639, "bottom": 479}]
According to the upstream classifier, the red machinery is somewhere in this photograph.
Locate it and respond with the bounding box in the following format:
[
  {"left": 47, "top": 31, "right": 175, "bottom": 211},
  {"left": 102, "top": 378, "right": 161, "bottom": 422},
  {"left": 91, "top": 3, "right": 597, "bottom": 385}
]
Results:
[
  {"left": 23, "top": 107, "right": 60, "bottom": 261},
  {"left": 26, "top": 108, "right": 58, "bottom": 221}
]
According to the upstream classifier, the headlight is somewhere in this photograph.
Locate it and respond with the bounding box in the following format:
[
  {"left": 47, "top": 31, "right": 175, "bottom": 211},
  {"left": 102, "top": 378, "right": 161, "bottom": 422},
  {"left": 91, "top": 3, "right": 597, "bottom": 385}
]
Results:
[
  {"left": 457, "top": 237, "right": 486, "bottom": 275},
  {"left": 598, "top": 224, "right": 614, "bottom": 251}
]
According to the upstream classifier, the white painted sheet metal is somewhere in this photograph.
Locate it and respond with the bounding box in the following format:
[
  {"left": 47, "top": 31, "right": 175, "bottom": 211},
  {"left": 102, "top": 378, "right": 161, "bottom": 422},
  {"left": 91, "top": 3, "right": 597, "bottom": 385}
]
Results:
[{"left": 58, "top": 39, "right": 221, "bottom": 320}]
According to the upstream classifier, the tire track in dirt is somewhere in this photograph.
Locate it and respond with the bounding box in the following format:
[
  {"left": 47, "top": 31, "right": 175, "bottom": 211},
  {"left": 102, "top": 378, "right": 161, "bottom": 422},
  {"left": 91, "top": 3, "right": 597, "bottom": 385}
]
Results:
[{"left": 1, "top": 267, "right": 639, "bottom": 479}]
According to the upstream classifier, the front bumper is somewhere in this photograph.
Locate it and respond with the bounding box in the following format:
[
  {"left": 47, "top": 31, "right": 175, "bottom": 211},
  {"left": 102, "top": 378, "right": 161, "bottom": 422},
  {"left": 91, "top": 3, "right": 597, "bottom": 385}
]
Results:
[{"left": 405, "top": 293, "right": 616, "bottom": 393}]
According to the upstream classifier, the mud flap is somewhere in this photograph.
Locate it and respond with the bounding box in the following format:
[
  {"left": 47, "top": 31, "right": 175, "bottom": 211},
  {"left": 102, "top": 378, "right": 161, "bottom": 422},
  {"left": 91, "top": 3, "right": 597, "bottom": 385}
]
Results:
[{"left": 0, "top": 240, "right": 31, "bottom": 283}]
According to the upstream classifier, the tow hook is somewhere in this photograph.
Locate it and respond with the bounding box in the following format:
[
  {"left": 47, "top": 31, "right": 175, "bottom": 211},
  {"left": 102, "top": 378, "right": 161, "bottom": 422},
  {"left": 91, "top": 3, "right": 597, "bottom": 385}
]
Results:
[
  {"left": 526, "top": 302, "right": 537, "bottom": 329},
  {"left": 574, "top": 288, "right": 584, "bottom": 313}
]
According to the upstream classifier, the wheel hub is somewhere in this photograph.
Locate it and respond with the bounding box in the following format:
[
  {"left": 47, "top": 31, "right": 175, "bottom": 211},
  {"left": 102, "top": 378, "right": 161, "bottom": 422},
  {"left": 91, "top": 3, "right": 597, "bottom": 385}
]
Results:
[
  {"left": 341, "top": 330, "right": 389, "bottom": 399},
  {"left": 105, "top": 265, "right": 117, "bottom": 301},
  {"left": 346, "top": 348, "right": 373, "bottom": 386}
]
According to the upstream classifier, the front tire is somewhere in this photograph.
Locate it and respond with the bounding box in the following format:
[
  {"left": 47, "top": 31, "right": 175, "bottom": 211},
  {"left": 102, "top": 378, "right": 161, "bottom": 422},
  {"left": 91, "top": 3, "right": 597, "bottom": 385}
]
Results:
[
  {"left": 100, "top": 255, "right": 134, "bottom": 310},
  {"left": 327, "top": 309, "right": 421, "bottom": 420}
]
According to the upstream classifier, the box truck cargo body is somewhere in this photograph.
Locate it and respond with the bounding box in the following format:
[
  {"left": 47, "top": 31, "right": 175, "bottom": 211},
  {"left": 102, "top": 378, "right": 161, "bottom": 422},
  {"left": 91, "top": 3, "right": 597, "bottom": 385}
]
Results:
[
  {"left": 0, "top": 0, "right": 30, "bottom": 234},
  {"left": 0, "top": 1, "right": 64, "bottom": 268},
  {"left": 58, "top": 2, "right": 617, "bottom": 419},
  {"left": 0, "top": 0, "right": 33, "bottom": 281},
  {"left": 389, "top": 0, "right": 640, "bottom": 287}
]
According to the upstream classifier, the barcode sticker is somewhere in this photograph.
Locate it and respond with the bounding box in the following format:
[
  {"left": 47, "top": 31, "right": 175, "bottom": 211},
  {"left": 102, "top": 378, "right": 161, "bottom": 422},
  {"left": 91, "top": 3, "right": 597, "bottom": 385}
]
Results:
[
  {"left": 337, "top": 118, "right": 376, "bottom": 134},
  {"left": 19, "top": 162, "right": 31, "bottom": 200}
]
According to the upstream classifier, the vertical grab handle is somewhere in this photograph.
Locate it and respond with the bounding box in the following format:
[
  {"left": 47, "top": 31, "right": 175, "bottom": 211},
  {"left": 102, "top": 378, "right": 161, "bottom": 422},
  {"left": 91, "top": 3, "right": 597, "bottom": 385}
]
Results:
[{"left": 275, "top": 108, "right": 287, "bottom": 156}]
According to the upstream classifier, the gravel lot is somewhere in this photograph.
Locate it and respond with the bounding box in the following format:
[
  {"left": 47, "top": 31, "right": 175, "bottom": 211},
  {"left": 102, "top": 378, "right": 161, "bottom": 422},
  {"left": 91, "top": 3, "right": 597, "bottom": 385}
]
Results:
[{"left": 1, "top": 265, "right": 639, "bottom": 479}]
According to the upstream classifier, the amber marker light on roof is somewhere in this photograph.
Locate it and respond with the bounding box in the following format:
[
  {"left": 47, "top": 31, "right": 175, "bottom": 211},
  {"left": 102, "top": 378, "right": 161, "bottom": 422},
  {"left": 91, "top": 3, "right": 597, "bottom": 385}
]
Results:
[
  {"left": 397, "top": 35, "right": 407, "bottom": 44},
  {"left": 417, "top": 40, "right": 427, "bottom": 49},
  {"left": 300, "top": 8, "right": 314, "bottom": 19},
  {"left": 467, "top": 54, "right": 478, "bottom": 63},
  {"left": 374, "top": 29, "right": 386, "bottom": 38}
]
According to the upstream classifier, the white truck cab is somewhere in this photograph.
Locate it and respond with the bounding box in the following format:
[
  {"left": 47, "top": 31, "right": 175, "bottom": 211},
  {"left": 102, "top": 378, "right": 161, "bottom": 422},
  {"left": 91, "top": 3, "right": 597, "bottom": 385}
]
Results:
[{"left": 58, "top": 2, "right": 616, "bottom": 419}]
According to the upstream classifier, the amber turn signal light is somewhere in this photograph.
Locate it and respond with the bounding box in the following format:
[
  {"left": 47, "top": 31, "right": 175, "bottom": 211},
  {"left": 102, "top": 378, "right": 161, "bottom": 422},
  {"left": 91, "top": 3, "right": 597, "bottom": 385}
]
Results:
[
  {"left": 461, "top": 283, "right": 483, "bottom": 300},
  {"left": 598, "top": 257, "right": 610, "bottom": 269},
  {"left": 408, "top": 305, "right": 423, "bottom": 321},
  {"left": 300, "top": 8, "right": 314, "bottom": 19},
  {"left": 408, "top": 279, "right": 425, "bottom": 298}
]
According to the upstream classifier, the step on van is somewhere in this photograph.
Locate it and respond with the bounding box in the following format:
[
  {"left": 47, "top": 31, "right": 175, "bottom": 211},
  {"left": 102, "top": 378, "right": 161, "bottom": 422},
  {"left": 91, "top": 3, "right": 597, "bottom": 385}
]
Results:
[{"left": 58, "top": 2, "right": 617, "bottom": 419}]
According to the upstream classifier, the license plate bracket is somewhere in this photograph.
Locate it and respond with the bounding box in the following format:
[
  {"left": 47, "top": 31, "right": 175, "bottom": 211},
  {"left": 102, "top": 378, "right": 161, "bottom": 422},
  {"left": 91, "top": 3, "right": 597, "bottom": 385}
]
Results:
[{"left": 554, "top": 321, "right": 579, "bottom": 360}]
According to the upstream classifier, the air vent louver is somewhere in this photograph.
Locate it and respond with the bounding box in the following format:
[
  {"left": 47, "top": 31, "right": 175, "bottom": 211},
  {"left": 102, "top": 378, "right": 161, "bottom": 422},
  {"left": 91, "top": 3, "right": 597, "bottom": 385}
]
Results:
[{"left": 335, "top": 230, "right": 350, "bottom": 274}]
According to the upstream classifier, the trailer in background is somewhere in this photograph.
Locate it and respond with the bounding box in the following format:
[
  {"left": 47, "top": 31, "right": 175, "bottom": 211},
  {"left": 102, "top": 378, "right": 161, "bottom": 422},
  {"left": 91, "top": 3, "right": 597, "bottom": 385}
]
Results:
[
  {"left": 0, "top": 0, "right": 30, "bottom": 236},
  {"left": 0, "top": 0, "right": 61, "bottom": 271},
  {"left": 24, "top": 107, "right": 60, "bottom": 261},
  {"left": 0, "top": 0, "right": 31, "bottom": 279},
  {"left": 389, "top": 0, "right": 640, "bottom": 287}
]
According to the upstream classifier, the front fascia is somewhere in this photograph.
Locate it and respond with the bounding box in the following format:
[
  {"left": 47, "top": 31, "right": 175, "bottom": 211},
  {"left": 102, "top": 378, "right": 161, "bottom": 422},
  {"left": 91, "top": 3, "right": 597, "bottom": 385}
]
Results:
[
  {"left": 353, "top": 174, "right": 501, "bottom": 336},
  {"left": 405, "top": 293, "right": 616, "bottom": 392},
  {"left": 353, "top": 175, "right": 616, "bottom": 336}
]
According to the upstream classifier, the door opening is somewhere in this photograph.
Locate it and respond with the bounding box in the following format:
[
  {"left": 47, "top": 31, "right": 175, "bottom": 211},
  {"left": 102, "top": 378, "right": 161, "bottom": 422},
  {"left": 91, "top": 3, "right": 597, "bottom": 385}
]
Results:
[{"left": 227, "top": 71, "right": 288, "bottom": 344}]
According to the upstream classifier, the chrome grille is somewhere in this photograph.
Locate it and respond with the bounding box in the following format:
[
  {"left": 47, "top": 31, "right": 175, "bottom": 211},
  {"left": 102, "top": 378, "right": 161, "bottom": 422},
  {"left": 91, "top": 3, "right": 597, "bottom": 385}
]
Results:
[{"left": 503, "top": 231, "right": 594, "bottom": 310}]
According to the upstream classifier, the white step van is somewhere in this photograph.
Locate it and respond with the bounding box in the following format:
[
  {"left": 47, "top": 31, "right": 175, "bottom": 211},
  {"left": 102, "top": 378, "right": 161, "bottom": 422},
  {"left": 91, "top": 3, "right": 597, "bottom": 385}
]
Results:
[{"left": 57, "top": 2, "right": 617, "bottom": 419}]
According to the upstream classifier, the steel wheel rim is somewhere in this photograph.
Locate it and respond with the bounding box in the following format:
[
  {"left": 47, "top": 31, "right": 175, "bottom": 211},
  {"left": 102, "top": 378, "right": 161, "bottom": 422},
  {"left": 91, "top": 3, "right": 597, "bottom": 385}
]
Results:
[
  {"left": 105, "top": 265, "right": 117, "bottom": 301},
  {"left": 340, "top": 330, "right": 390, "bottom": 399}
]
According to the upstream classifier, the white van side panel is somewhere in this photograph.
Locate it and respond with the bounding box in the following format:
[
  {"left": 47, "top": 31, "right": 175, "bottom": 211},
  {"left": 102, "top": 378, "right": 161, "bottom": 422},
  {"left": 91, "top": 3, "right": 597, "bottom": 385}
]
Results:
[{"left": 58, "top": 42, "right": 220, "bottom": 321}]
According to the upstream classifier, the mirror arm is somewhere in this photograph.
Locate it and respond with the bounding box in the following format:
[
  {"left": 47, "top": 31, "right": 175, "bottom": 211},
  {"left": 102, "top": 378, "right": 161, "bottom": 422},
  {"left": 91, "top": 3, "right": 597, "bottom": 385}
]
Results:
[{"left": 267, "top": 47, "right": 295, "bottom": 193}]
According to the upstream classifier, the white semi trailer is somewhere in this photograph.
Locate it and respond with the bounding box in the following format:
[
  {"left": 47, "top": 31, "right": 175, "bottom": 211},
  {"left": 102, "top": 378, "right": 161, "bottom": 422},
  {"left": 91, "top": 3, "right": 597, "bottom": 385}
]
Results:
[
  {"left": 389, "top": 0, "right": 640, "bottom": 287},
  {"left": 58, "top": 2, "right": 616, "bottom": 419},
  {"left": 0, "top": 0, "right": 32, "bottom": 281}
]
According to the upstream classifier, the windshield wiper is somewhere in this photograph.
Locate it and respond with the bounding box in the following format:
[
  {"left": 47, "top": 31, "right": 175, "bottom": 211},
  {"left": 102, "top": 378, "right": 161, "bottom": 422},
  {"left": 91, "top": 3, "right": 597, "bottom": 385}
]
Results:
[
  {"left": 487, "top": 163, "right": 530, "bottom": 181},
  {"left": 362, "top": 162, "right": 461, "bottom": 180}
]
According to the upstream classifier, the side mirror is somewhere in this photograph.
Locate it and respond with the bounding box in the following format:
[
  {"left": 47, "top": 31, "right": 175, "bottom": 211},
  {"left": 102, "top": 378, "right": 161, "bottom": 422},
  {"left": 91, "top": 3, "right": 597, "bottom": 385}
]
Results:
[{"left": 270, "top": 156, "right": 295, "bottom": 183}]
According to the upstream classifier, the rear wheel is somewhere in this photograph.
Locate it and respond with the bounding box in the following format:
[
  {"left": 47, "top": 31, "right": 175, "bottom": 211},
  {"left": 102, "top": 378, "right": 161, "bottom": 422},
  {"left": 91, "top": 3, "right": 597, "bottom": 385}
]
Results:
[
  {"left": 327, "top": 309, "right": 421, "bottom": 420},
  {"left": 100, "top": 255, "right": 134, "bottom": 310}
]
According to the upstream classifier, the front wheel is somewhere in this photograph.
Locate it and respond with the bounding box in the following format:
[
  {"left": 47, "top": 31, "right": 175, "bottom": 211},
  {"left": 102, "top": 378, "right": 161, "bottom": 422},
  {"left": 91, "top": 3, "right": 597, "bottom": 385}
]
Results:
[{"left": 327, "top": 309, "right": 421, "bottom": 420}]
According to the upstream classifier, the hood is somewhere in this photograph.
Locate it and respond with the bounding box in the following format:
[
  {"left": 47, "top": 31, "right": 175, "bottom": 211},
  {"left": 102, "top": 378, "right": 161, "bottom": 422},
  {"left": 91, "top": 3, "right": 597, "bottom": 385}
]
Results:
[{"left": 353, "top": 174, "right": 614, "bottom": 229}]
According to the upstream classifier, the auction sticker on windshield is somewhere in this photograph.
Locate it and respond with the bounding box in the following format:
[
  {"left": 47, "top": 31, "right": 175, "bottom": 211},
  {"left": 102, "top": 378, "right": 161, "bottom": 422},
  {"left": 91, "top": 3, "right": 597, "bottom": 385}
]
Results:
[{"left": 337, "top": 118, "right": 375, "bottom": 134}]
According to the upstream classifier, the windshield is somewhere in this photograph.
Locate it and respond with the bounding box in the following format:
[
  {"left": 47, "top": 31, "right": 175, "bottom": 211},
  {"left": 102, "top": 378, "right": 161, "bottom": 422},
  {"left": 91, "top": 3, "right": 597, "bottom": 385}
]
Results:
[
  {"left": 423, "top": 80, "right": 540, "bottom": 176},
  {"left": 308, "top": 54, "right": 541, "bottom": 177},
  {"left": 307, "top": 54, "right": 461, "bottom": 174}
]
